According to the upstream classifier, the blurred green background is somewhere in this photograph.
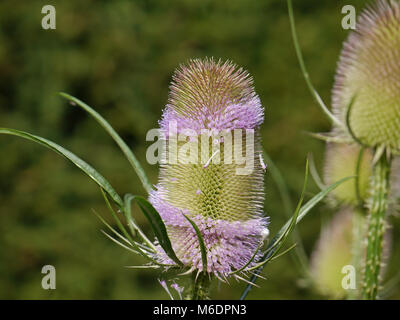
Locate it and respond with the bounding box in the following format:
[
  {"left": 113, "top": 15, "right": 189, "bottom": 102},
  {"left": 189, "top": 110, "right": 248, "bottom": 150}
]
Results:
[{"left": 0, "top": 0, "right": 399, "bottom": 299}]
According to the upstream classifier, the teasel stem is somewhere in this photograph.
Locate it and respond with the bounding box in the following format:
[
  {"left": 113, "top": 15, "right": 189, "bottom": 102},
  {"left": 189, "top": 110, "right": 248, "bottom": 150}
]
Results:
[
  {"left": 348, "top": 149, "right": 367, "bottom": 300},
  {"left": 190, "top": 272, "right": 211, "bottom": 300},
  {"left": 362, "top": 151, "right": 391, "bottom": 300},
  {"left": 287, "top": 0, "right": 343, "bottom": 129}
]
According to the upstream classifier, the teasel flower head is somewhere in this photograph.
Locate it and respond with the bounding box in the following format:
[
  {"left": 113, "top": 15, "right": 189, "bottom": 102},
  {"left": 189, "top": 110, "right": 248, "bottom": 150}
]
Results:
[
  {"left": 159, "top": 58, "right": 264, "bottom": 135},
  {"left": 149, "top": 58, "right": 268, "bottom": 278},
  {"left": 324, "top": 143, "right": 373, "bottom": 206},
  {"left": 332, "top": 0, "right": 400, "bottom": 151}
]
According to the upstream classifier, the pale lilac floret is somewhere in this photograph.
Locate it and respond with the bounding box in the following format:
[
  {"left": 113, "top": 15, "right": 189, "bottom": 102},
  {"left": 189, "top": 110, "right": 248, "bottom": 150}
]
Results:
[
  {"left": 159, "top": 96, "right": 264, "bottom": 136},
  {"left": 149, "top": 189, "right": 269, "bottom": 276}
]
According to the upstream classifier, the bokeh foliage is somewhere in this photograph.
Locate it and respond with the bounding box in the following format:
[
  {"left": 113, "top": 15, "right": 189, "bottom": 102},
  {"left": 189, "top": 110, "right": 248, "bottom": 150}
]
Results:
[{"left": 0, "top": 0, "right": 399, "bottom": 299}]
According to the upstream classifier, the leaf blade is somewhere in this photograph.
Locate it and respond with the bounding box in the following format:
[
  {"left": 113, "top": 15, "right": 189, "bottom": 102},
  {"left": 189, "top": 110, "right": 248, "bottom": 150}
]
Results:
[
  {"left": 246, "top": 158, "right": 309, "bottom": 272},
  {"left": 240, "top": 174, "right": 355, "bottom": 300},
  {"left": 182, "top": 214, "right": 208, "bottom": 274},
  {"left": 134, "top": 196, "right": 184, "bottom": 267},
  {"left": 124, "top": 193, "right": 158, "bottom": 251},
  {"left": 287, "top": 0, "right": 342, "bottom": 128},
  {"left": 0, "top": 127, "right": 123, "bottom": 207},
  {"left": 59, "top": 92, "right": 153, "bottom": 194},
  {"left": 263, "top": 151, "right": 309, "bottom": 275}
]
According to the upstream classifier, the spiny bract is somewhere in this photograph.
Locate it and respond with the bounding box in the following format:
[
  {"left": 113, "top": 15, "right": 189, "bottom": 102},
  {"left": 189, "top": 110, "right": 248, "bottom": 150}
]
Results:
[
  {"left": 324, "top": 143, "right": 372, "bottom": 206},
  {"left": 332, "top": 0, "right": 400, "bottom": 151},
  {"left": 150, "top": 58, "right": 268, "bottom": 277}
]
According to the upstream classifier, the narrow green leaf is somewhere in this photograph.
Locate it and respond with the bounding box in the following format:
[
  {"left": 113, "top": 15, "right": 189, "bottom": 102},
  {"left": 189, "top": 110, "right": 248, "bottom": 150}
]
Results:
[
  {"left": 100, "top": 188, "right": 135, "bottom": 245},
  {"left": 308, "top": 152, "right": 326, "bottom": 190},
  {"left": 124, "top": 193, "right": 158, "bottom": 251},
  {"left": 270, "top": 243, "right": 297, "bottom": 262},
  {"left": 134, "top": 196, "right": 184, "bottom": 267},
  {"left": 263, "top": 151, "right": 293, "bottom": 215},
  {"left": 287, "top": 0, "right": 342, "bottom": 128},
  {"left": 277, "top": 176, "right": 355, "bottom": 243},
  {"left": 101, "top": 230, "right": 140, "bottom": 255},
  {"left": 92, "top": 208, "right": 132, "bottom": 247},
  {"left": 229, "top": 242, "right": 264, "bottom": 275},
  {"left": 124, "top": 194, "right": 137, "bottom": 237},
  {"left": 263, "top": 151, "right": 309, "bottom": 275},
  {"left": 182, "top": 214, "right": 208, "bottom": 274},
  {"left": 240, "top": 174, "right": 355, "bottom": 300},
  {"left": 0, "top": 128, "right": 123, "bottom": 207},
  {"left": 94, "top": 208, "right": 171, "bottom": 266},
  {"left": 306, "top": 131, "right": 352, "bottom": 144},
  {"left": 59, "top": 92, "right": 153, "bottom": 194},
  {"left": 246, "top": 158, "right": 309, "bottom": 272},
  {"left": 345, "top": 94, "right": 367, "bottom": 147}
]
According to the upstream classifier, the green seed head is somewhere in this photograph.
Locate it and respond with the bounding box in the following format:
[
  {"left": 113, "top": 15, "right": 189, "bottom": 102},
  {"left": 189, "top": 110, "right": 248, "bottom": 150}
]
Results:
[
  {"left": 159, "top": 133, "right": 264, "bottom": 222},
  {"left": 332, "top": 0, "right": 400, "bottom": 150}
]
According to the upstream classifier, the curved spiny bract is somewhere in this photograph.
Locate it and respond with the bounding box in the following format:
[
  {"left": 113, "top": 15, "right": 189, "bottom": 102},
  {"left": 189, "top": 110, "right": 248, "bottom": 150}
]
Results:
[{"left": 324, "top": 143, "right": 373, "bottom": 206}]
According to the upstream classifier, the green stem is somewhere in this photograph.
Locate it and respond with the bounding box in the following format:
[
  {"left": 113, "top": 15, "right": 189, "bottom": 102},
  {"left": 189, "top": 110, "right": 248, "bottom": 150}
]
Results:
[
  {"left": 287, "top": 0, "right": 342, "bottom": 128},
  {"left": 190, "top": 272, "right": 211, "bottom": 300},
  {"left": 362, "top": 152, "right": 391, "bottom": 300}
]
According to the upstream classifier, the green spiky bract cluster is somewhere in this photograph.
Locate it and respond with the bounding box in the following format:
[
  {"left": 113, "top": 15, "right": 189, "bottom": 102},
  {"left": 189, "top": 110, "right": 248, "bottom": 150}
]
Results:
[
  {"left": 332, "top": 0, "right": 400, "bottom": 151},
  {"left": 288, "top": 0, "right": 400, "bottom": 300}
]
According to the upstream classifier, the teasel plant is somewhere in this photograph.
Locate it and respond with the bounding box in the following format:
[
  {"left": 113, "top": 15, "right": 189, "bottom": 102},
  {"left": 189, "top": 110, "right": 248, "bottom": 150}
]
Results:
[
  {"left": 287, "top": 0, "right": 400, "bottom": 299},
  {"left": 0, "top": 56, "right": 352, "bottom": 300}
]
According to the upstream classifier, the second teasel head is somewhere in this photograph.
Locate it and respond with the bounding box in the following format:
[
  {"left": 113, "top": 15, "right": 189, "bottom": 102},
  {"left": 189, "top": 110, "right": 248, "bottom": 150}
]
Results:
[{"left": 332, "top": 0, "right": 400, "bottom": 151}]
